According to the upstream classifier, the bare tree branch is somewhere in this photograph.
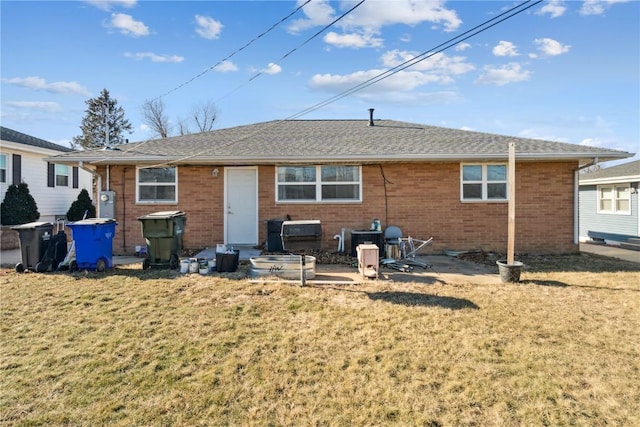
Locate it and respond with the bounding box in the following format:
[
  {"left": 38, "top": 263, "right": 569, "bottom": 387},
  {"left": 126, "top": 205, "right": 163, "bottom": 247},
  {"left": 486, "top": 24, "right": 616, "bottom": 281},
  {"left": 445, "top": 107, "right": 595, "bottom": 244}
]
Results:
[
  {"left": 142, "top": 98, "right": 172, "bottom": 138},
  {"left": 191, "top": 101, "right": 218, "bottom": 133}
]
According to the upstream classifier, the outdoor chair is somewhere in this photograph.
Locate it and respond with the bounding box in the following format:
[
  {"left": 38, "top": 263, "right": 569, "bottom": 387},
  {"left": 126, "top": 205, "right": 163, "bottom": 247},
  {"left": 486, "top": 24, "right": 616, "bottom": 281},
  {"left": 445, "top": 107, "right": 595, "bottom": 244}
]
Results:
[{"left": 381, "top": 225, "right": 433, "bottom": 271}]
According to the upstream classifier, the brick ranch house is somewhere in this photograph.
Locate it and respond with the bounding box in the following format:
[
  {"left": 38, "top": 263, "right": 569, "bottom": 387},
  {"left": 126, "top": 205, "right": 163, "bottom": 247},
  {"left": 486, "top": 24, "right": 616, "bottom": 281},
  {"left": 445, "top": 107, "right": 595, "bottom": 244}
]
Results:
[{"left": 46, "top": 115, "right": 633, "bottom": 256}]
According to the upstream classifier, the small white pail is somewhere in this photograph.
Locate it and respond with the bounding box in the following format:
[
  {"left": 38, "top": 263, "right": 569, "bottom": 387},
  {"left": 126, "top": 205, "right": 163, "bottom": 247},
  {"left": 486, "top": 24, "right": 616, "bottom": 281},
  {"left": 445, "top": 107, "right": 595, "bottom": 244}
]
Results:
[
  {"left": 180, "top": 259, "right": 190, "bottom": 274},
  {"left": 188, "top": 258, "right": 199, "bottom": 273}
]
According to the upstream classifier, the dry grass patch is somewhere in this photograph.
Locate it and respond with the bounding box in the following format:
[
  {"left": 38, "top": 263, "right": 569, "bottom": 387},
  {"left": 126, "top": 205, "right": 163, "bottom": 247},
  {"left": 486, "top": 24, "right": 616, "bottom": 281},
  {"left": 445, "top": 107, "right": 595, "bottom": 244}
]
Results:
[{"left": 1, "top": 255, "right": 639, "bottom": 426}]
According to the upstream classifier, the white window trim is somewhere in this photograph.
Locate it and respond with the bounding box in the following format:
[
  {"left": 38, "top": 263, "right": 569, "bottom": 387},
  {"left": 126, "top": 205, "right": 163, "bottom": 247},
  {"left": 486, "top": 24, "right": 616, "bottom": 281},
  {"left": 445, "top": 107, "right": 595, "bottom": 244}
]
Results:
[
  {"left": 460, "top": 163, "right": 508, "bottom": 202},
  {"left": 597, "top": 183, "right": 631, "bottom": 215},
  {"left": 0, "top": 153, "right": 6, "bottom": 184},
  {"left": 136, "top": 166, "right": 179, "bottom": 204},
  {"left": 276, "top": 165, "right": 362, "bottom": 203},
  {"left": 55, "top": 164, "right": 70, "bottom": 187}
]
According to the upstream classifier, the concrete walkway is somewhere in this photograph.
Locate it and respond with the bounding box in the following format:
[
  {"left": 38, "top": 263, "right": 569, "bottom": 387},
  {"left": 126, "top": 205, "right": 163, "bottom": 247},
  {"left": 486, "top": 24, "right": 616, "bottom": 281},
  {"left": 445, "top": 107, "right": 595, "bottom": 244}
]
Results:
[{"left": 579, "top": 242, "right": 640, "bottom": 264}]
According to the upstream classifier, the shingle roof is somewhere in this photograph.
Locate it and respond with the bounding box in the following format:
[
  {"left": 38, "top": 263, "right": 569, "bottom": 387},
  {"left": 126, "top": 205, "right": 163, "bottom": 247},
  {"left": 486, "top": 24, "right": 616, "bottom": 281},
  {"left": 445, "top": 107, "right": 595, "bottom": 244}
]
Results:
[
  {"left": 1, "top": 126, "right": 73, "bottom": 153},
  {"left": 580, "top": 159, "right": 640, "bottom": 183},
  {"left": 46, "top": 119, "right": 633, "bottom": 165}
]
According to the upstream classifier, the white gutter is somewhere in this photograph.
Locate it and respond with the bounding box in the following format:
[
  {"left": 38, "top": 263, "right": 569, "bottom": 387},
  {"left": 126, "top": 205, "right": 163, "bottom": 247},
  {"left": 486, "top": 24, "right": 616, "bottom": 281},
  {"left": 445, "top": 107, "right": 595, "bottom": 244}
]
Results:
[{"left": 575, "top": 157, "right": 599, "bottom": 244}]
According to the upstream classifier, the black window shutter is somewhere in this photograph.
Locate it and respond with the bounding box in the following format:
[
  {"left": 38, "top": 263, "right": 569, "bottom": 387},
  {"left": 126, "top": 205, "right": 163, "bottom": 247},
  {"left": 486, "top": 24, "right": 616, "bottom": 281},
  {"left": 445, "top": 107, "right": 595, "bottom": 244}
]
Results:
[
  {"left": 72, "top": 166, "right": 79, "bottom": 188},
  {"left": 12, "top": 154, "right": 21, "bottom": 185},
  {"left": 47, "top": 162, "right": 55, "bottom": 187}
]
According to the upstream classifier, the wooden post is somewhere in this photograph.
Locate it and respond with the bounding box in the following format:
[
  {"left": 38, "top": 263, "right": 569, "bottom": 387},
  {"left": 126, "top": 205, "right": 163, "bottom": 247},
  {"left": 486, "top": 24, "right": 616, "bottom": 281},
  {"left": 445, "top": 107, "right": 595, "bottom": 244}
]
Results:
[{"left": 507, "top": 143, "right": 516, "bottom": 264}]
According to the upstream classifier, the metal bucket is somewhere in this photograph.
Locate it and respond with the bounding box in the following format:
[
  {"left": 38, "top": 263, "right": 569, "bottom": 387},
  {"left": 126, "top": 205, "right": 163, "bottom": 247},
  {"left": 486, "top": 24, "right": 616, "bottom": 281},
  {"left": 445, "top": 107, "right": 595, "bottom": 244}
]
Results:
[
  {"left": 385, "top": 243, "right": 400, "bottom": 260},
  {"left": 250, "top": 255, "right": 316, "bottom": 279}
]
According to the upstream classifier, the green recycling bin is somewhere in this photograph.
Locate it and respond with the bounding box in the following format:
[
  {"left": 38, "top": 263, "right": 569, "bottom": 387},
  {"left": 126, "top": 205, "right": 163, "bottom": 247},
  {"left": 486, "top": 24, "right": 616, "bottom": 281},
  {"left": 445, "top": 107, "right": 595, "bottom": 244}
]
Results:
[{"left": 138, "top": 210, "right": 186, "bottom": 270}]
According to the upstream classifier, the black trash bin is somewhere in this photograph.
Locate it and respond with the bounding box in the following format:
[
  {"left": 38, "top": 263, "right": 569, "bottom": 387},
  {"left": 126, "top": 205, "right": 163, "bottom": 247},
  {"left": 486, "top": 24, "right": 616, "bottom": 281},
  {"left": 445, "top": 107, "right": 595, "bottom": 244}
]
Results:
[
  {"left": 216, "top": 249, "right": 240, "bottom": 272},
  {"left": 138, "top": 210, "right": 186, "bottom": 269},
  {"left": 266, "top": 219, "right": 286, "bottom": 252},
  {"left": 11, "top": 221, "right": 54, "bottom": 273}
]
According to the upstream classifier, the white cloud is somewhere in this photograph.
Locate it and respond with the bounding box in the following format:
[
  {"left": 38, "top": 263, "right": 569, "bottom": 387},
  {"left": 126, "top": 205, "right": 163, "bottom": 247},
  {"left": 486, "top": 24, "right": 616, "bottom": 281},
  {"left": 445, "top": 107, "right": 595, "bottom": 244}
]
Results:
[
  {"left": 309, "top": 69, "right": 443, "bottom": 94},
  {"left": 287, "top": 0, "right": 336, "bottom": 34},
  {"left": 493, "top": 41, "right": 519, "bottom": 57},
  {"left": 5, "top": 101, "right": 62, "bottom": 112},
  {"left": 2, "top": 76, "right": 91, "bottom": 96},
  {"left": 323, "top": 31, "right": 383, "bottom": 49},
  {"left": 580, "top": 0, "right": 630, "bottom": 16},
  {"left": 536, "top": 0, "right": 566, "bottom": 18},
  {"left": 260, "top": 63, "right": 282, "bottom": 75},
  {"left": 288, "top": 0, "right": 461, "bottom": 42},
  {"left": 380, "top": 50, "right": 474, "bottom": 76},
  {"left": 455, "top": 42, "right": 471, "bottom": 51},
  {"left": 124, "top": 52, "right": 184, "bottom": 63},
  {"left": 195, "top": 14, "right": 223, "bottom": 39},
  {"left": 475, "top": 63, "right": 531, "bottom": 86},
  {"left": 533, "top": 38, "right": 571, "bottom": 56},
  {"left": 109, "top": 13, "right": 149, "bottom": 37},
  {"left": 85, "top": 0, "right": 136, "bottom": 11},
  {"left": 214, "top": 61, "right": 238, "bottom": 72}
]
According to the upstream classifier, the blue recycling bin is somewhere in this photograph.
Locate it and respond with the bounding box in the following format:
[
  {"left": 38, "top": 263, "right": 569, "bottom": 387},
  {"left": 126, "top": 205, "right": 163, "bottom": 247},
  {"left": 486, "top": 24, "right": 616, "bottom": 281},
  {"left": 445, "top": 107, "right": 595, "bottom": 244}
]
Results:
[{"left": 66, "top": 218, "right": 117, "bottom": 272}]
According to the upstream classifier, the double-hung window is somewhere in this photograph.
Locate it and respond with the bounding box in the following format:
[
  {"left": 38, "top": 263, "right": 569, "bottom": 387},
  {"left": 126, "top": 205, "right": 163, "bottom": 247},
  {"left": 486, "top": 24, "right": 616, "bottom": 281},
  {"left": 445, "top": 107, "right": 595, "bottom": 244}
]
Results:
[
  {"left": 0, "top": 154, "right": 6, "bottom": 183},
  {"left": 137, "top": 166, "right": 178, "bottom": 203},
  {"left": 55, "top": 164, "right": 69, "bottom": 187},
  {"left": 597, "top": 184, "right": 630, "bottom": 214},
  {"left": 277, "top": 165, "right": 361, "bottom": 202},
  {"left": 461, "top": 164, "right": 507, "bottom": 201}
]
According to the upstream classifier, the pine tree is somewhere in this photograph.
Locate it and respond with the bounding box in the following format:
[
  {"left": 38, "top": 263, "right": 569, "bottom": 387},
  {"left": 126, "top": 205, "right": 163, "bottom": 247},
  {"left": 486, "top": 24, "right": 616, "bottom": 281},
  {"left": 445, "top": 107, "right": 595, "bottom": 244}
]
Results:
[
  {"left": 71, "top": 88, "right": 133, "bottom": 149},
  {"left": 0, "top": 183, "right": 40, "bottom": 225},
  {"left": 66, "top": 189, "right": 96, "bottom": 221}
]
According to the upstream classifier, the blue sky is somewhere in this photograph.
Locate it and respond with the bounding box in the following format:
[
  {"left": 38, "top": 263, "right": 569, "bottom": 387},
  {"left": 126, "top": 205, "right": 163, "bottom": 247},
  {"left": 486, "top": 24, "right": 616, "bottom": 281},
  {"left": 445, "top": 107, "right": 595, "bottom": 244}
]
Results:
[{"left": 1, "top": 0, "right": 638, "bottom": 164}]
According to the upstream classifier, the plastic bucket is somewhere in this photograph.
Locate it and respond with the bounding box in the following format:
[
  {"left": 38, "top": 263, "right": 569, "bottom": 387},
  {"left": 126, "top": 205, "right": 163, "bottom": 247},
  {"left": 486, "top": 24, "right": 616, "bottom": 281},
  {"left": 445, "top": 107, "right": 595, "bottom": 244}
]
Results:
[
  {"left": 180, "top": 259, "right": 190, "bottom": 274},
  {"left": 188, "top": 258, "right": 199, "bottom": 273}
]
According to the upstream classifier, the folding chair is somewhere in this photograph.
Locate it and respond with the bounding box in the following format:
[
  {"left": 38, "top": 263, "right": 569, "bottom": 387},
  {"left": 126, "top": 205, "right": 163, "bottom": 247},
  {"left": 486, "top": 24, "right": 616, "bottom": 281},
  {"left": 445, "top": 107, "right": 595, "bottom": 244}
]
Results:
[{"left": 381, "top": 226, "right": 433, "bottom": 271}]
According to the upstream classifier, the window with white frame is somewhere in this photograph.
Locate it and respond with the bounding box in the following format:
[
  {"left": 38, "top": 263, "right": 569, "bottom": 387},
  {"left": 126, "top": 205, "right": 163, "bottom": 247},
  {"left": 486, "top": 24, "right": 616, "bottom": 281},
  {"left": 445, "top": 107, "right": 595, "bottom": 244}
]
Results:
[
  {"left": 277, "top": 165, "right": 361, "bottom": 202},
  {"left": 597, "top": 184, "right": 630, "bottom": 214},
  {"left": 137, "top": 166, "right": 178, "bottom": 203},
  {"left": 461, "top": 164, "right": 507, "bottom": 201},
  {"left": 0, "top": 154, "right": 6, "bottom": 183},
  {"left": 55, "top": 164, "right": 69, "bottom": 187}
]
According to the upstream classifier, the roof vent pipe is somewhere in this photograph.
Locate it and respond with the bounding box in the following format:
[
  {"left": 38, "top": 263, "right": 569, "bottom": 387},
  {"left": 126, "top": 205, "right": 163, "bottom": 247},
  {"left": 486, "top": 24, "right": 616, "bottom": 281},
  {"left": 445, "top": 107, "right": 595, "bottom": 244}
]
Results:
[{"left": 368, "top": 108, "right": 375, "bottom": 126}]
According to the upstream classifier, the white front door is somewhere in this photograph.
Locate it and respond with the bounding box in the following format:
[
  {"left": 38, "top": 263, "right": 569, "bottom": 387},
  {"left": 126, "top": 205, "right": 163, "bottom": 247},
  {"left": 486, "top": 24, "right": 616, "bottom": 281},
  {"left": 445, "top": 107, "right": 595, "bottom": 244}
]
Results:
[{"left": 225, "top": 167, "right": 258, "bottom": 245}]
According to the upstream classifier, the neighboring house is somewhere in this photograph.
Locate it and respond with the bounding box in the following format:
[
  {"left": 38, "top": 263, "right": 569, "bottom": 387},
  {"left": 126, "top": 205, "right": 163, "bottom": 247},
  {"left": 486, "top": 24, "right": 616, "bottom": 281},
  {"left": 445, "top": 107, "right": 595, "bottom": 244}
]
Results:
[
  {"left": 46, "top": 114, "right": 634, "bottom": 256},
  {"left": 579, "top": 159, "right": 640, "bottom": 249},
  {"left": 0, "top": 127, "right": 93, "bottom": 223}
]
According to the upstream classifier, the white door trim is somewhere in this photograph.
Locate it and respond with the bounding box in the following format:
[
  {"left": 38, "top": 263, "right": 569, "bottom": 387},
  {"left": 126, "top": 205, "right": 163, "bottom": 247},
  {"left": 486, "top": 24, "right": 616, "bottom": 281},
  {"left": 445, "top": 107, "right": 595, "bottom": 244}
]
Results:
[{"left": 224, "top": 166, "right": 259, "bottom": 245}]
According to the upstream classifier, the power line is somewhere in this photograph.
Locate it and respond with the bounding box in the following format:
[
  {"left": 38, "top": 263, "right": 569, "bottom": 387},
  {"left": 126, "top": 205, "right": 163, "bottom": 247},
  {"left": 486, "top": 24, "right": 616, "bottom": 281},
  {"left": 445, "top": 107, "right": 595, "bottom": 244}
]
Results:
[
  {"left": 212, "top": 0, "right": 367, "bottom": 105},
  {"left": 287, "top": 0, "right": 544, "bottom": 120},
  {"left": 153, "top": 0, "right": 313, "bottom": 102},
  {"left": 118, "top": 0, "right": 543, "bottom": 168}
]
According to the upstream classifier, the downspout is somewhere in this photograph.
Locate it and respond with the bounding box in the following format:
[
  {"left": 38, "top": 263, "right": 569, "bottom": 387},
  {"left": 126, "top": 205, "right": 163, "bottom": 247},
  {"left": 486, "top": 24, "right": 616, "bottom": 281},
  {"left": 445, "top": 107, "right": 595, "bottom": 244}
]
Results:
[
  {"left": 79, "top": 161, "right": 102, "bottom": 217},
  {"left": 574, "top": 157, "right": 598, "bottom": 244}
]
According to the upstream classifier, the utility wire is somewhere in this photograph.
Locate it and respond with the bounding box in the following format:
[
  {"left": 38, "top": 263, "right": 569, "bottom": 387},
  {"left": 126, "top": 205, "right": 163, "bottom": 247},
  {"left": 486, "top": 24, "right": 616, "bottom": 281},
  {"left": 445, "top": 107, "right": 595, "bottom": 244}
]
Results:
[
  {"left": 113, "top": 0, "right": 542, "bottom": 168},
  {"left": 212, "top": 0, "right": 366, "bottom": 105},
  {"left": 117, "top": 0, "right": 366, "bottom": 164},
  {"left": 153, "top": 0, "right": 312, "bottom": 102},
  {"left": 288, "top": 0, "right": 543, "bottom": 120}
]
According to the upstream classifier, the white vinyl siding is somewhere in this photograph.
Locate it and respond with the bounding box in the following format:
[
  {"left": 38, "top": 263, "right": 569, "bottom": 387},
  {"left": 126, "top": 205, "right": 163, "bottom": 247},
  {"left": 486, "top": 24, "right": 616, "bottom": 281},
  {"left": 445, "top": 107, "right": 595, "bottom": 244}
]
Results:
[
  {"left": 276, "top": 165, "right": 361, "bottom": 203},
  {"left": 461, "top": 164, "right": 507, "bottom": 201},
  {"left": 136, "top": 166, "right": 178, "bottom": 204},
  {"left": 0, "top": 146, "right": 92, "bottom": 222}
]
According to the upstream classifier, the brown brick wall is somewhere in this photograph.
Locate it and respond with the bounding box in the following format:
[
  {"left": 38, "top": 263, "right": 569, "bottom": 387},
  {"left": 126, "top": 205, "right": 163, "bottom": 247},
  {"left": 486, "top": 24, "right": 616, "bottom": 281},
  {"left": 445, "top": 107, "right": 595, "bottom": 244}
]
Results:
[{"left": 99, "top": 161, "right": 578, "bottom": 256}]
